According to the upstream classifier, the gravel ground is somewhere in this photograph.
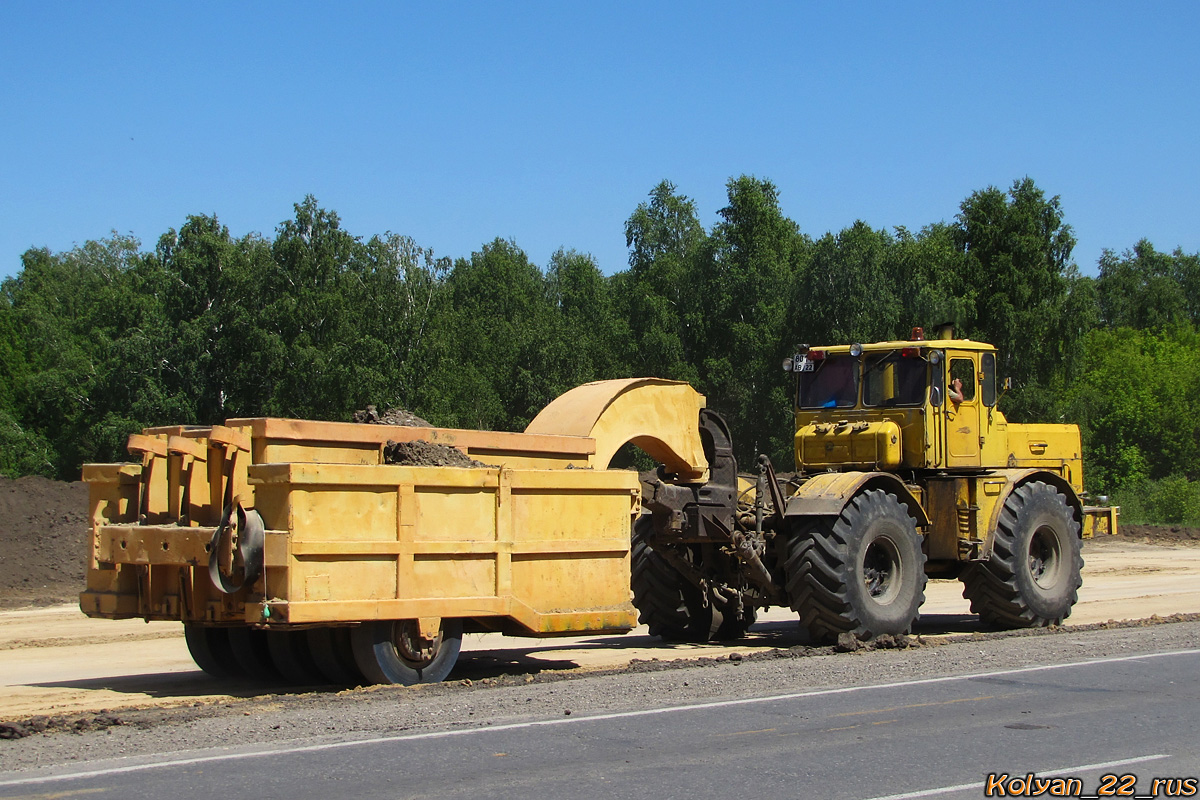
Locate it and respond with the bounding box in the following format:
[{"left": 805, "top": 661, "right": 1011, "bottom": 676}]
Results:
[{"left": 3, "top": 616, "right": 1198, "bottom": 775}]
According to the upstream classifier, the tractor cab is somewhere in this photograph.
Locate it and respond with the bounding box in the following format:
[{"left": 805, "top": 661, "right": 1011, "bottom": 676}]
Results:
[{"left": 786, "top": 329, "right": 1005, "bottom": 472}]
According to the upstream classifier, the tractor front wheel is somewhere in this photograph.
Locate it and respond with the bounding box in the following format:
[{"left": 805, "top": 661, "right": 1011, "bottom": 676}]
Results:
[
  {"left": 785, "top": 489, "right": 926, "bottom": 642},
  {"left": 960, "top": 481, "right": 1082, "bottom": 627}
]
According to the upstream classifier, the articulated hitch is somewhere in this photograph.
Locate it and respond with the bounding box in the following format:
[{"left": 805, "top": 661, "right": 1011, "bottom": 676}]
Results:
[{"left": 640, "top": 410, "right": 784, "bottom": 606}]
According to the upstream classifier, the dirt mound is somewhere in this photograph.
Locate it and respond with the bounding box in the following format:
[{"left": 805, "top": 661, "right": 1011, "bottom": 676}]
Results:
[
  {"left": 351, "top": 405, "right": 431, "bottom": 427},
  {"left": 0, "top": 477, "right": 90, "bottom": 609},
  {"left": 383, "top": 440, "right": 491, "bottom": 468},
  {"left": 1118, "top": 523, "right": 1200, "bottom": 546}
]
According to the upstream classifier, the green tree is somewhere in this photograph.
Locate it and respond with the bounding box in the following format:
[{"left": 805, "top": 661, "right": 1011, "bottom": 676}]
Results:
[
  {"left": 0, "top": 292, "right": 54, "bottom": 477},
  {"left": 885, "top": 222, "right": 977, "bottom": 336},
  {"left": 700, "top": 175, "right": 808, "bottom": 464},
  {"left": 1096, "top": 239, "right": 1196, "bottom": 330},
  {"left": 800, "top": 221, "right": 901, "bottom": 345},
  {"left": 1064, "top": 325, "right": 1200, "bottom": 492},
  {"left": 544, "top": 248, "right": 630, "bottom": 391},
  {"left": 620, "top": 180, "right": 706, "bottom": 382},
  {"left": 953, "top": 177, "right": 1088, "bottom": 421},
  {"left": 420, "top": 239, "right": 558, "bottom": 431}
]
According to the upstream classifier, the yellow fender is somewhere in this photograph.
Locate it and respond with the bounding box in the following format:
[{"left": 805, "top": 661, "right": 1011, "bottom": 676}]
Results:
[
  {"left": 524, "top": 378, "right": 709, "bottom": 480},
  {"left": 783, "top": 471, "right": 930, "bottom": 527}
]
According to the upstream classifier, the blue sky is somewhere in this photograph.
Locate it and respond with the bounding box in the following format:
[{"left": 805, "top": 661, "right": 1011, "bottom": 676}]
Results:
[{"left": 2, "top": 2, "right": 1197, "bottom": 280}]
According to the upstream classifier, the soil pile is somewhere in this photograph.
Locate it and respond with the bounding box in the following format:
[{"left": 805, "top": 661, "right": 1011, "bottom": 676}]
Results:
[
  {"left": 0, "top": 477, "right": 90, "bottom": 609},
  {"left": 1119, "top": 523, "right": 1200, "bottom": 545},
  {"left": 383, "top": 440, "right": 491, "bottom": 468},
  {"left": 351, "top": 405, "right": 432, "bottom": 427}
]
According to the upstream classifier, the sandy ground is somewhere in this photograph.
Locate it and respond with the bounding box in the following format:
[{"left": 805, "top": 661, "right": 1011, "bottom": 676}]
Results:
[{"left": 3, "top": 538, "right": 1198, "bottom": 721}]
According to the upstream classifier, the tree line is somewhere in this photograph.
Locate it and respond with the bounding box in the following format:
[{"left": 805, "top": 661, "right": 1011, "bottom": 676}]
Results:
[{"left": 2, "top": 177, "right": 1198, "bottom": 523}]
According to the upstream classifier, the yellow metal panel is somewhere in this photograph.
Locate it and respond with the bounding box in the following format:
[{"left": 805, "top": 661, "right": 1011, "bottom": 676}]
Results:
[
  {"left": 409, "top": 554, "right": 497, "bottom": 599},
  {"left": 1083, "top": 505, "right": 1119, "bottom": 538},
  {"left": 980, "top": 410, "right": 1010, "bottom": 468},
  {"left": 293, "top": 486, "right": 399, "bottom": 542},
  {"left": 268, "top": 597, "right": 509, "bottom": 624},
  {"left": 415, "top": 484, "right": 498, "bottom": 542},
  {"left": 259, "top": 441, "right": 382, "bottom": 466},
  {"left": 293, "top": 556, "right": 399, "bottom": 601},
  {"left": 506, "top": 603, "right": 638, "bottom": 635},
  {"left": 795, "top": 420, "right": 902, "bottom": 469},
  {"left": 507, "top": 468, "right": 641, "bottom": 491},
  {"left": 252, "top": 481, "right": 292, "bottom": 534},
  {"left": 1005, "top": 424, "right": 1084, "bottom": 492},
  {"left": 510, "top": 491, "right": 632, "bottom": 542},
  {"left": 227, "top": 417, "right": 595, "bottom": 467},
  {"left": 510, "top": 552, "right": 633, "bottom": 612},
  {"left": 95, "top": 525, "right": 211, "bottom": 565}
]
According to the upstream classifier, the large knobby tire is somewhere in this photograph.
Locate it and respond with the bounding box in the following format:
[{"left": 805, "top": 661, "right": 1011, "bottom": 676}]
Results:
[
  {"left": 351, "top": 618, "right": 463, "bottom": 685},
  {"left": 785, "top": 489, "right": 927, "bottom": 642},
  {"left": 960, "top": 481, "right": 1082, "bottom": 628},
  {"left": 630, "top": 515, "right": 721, "bottom": 642}
]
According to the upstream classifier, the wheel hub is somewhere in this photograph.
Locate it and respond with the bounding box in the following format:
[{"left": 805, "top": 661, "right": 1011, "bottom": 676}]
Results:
[
  {"left": 862, "top": 538, "right": 902, "bottom": 603},
  {"left": 1028, "top": 526, "right": 1062, "bottom": 590},
  {"left": 393, "top": 621, "right": 440, "bottom": 665}
]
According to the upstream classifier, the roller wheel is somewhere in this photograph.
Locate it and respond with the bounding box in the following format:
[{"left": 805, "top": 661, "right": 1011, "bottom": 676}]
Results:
[
  {"left": 307, "top": 627, "right": 366, "bottom": 686},
  {"left": 228, "top": 627, "right": 283, "bottom": 682},
  {"left": 267, "top": 630, "right": 327, "bottom": 685},
  {"left": 630, "top": 515, "right": 720, "bottom": 642},
  {"left": 351, "top": 619, "right": 463, "bottom": 685},
  {"left": 785, "top": 489, "right": 926, "bottom": 642},
  {"left": 960, "top": 481, "right": 1082, "bottom": 628},
  {"left": 183, "top": 624, "right": 242, "bottom": 679}
]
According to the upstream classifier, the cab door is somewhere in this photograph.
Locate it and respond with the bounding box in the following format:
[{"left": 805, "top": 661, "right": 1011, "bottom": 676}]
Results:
[{"left": 944, "top": 353, "right": 980, "bottom": 467}]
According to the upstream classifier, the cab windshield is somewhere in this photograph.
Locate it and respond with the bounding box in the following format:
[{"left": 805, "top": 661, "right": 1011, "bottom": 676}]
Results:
[
  {"left": 797, "top": 356, "right": 859, "bottom": 409},
  {"left": 863, "top": 351, "right": 927, "bottom": 407}
]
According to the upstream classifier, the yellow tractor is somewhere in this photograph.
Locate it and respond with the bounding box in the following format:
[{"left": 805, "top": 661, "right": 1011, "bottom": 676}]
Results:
[
  {"left": 636, "top": 327, "right": 1116, "bottom": 643},
  {"left": 79, "top": 330, "right": 1115, "bottom": 685}
]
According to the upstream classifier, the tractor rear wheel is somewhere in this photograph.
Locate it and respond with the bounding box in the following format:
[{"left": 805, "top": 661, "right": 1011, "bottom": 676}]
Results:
[
  {"left": 785, "top": 489, "right": 926, "bottom": 642},
  {"left": 630, "top": 515, "right": 721, "bottom": 642},
  {"left": 960, "top": 481, "right": 1082, "bottom": 627}
]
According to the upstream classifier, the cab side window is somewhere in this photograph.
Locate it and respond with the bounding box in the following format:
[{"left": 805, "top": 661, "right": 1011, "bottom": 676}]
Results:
[
  {"left": 949, "top": 358, "right": 976, "bottom": 402},
  {"left": 981, "top": 352, "right": 997, "bottom": 407}
]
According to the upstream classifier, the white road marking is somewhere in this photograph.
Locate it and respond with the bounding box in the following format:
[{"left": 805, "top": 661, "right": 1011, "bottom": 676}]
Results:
[
  {"left": 1, "top": 648, "right": 1197, "bottom": 788},
  {"left": 861, "top": 754, "right": 1171, "bottom": 799}
]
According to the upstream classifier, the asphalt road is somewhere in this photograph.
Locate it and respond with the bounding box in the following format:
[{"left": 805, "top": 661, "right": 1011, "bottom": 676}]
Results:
[{"left": 3, "top": 642, "right": 1198, "bottom": 799}]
